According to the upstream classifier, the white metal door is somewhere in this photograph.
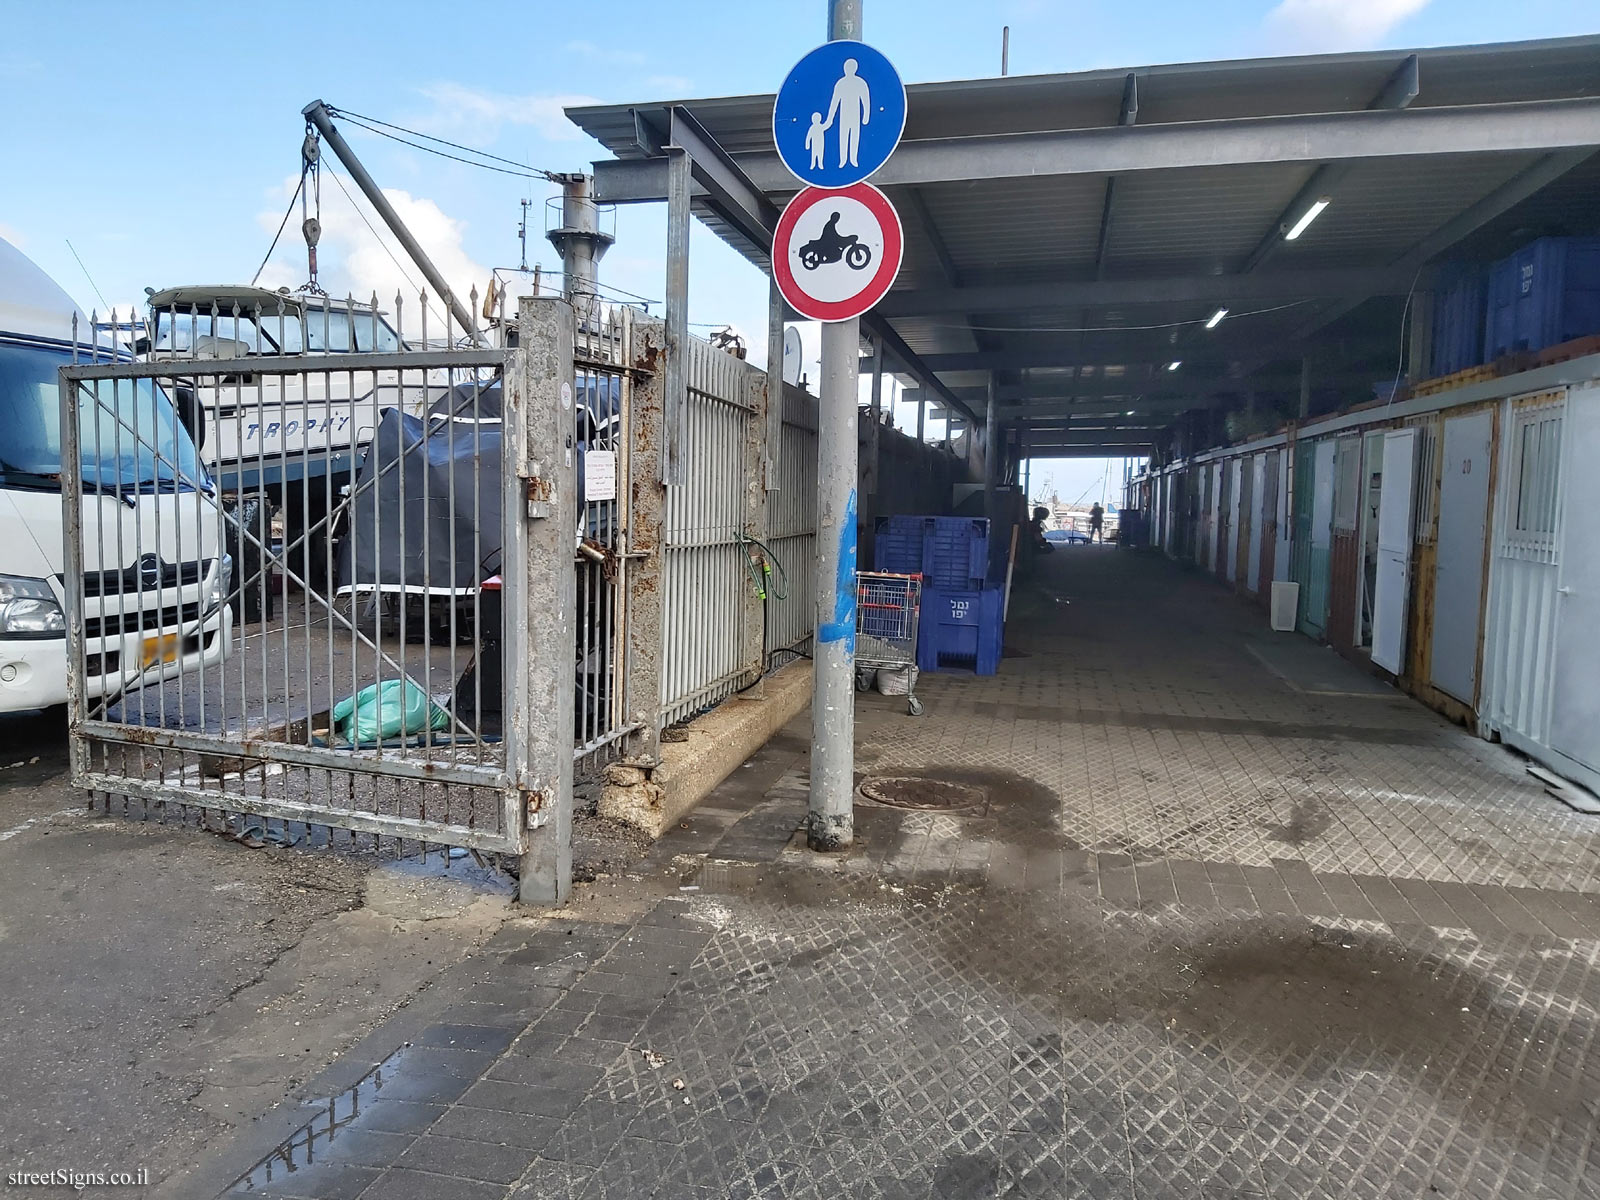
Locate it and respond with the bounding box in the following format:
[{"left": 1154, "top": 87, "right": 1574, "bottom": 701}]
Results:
[
  {"left": 1549, "top": 383, "right": 1600, "bottom": 779},
  {"left": 1208, "top": 463, "right": 1223, "bottom": 569},
  {"left": 1273, "top": 448, "right": 1291, "bottom": 583},
  {"left": 1431, "top": 409, "right": 1494, "bottom": 704},
  {"left": 1226, "top": 458, "right": 1243, "bottom": 583},
  {"left": 1371, "top": 429, "right": 1416, "bottom": 674},
  {"left": 1481, "top": 392, "right": 1565, "bottom": 756}
]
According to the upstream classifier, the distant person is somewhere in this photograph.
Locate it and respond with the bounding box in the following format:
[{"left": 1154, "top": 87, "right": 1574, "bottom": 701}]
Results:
[
  {"left": 1089, "top": 502, "right": 1105, "bottom": 543},
  {"left": 1030, "top": 505, "right": 1053, "bottom": 554}
]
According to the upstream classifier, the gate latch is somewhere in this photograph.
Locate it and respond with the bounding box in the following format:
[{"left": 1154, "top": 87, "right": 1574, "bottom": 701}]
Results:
[
  {"left": 524, "top": 475, "right": 554, "bottom": 520},
  {"left": 524, "top": 788, "right": 551, "bottom": 828}
]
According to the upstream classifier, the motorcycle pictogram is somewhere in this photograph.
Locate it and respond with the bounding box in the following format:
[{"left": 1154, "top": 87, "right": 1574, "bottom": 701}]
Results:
[{"left": 797, "top": 211, "right": 873, "bottom": 272}]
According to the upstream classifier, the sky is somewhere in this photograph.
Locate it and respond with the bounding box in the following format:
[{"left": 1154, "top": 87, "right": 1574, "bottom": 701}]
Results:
[{"left": 3, "top": 0, "right": 1594, "bottom": 498}]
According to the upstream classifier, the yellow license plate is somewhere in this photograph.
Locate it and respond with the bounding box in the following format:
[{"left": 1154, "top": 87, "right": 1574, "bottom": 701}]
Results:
[{"left": 141, "top": 634, "right": 181, "bottom": 668}]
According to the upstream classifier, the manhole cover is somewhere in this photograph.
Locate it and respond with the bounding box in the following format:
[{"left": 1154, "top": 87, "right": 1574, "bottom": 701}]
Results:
[{"left": 859, "top": 776, "right": 988, "bottom": 812}]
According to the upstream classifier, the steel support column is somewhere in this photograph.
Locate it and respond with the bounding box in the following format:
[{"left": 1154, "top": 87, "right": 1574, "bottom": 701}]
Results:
[
  {"left": 512, "top": 296, "right": 578, "bottom": 904},
  {"left": 624, "top": 321, "right": 668, "bottom": 766},
  {"left": 664, "top": 147, "right": 691, "bottom": 484},
  {"left": 809, "top": 0, "right": 862, "bottom": 854},
  {"left": 766, "top": 275, "right": 786, "bottom": 489}
]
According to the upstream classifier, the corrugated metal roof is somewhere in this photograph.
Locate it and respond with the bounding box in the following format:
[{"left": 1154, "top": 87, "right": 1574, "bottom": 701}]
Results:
[{"left": 567, "top": 35, "right": 1600, "bottom": 448}]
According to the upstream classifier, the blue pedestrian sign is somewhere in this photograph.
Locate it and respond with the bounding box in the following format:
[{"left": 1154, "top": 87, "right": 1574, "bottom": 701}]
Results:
[{"left": 773, "top": 40, "right": 906, "bottom": 188}]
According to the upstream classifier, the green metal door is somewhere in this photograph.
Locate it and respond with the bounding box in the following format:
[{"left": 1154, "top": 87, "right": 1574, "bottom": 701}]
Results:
[{"left": 1290, "top": 440, "right": 1332, "bottom": 637}]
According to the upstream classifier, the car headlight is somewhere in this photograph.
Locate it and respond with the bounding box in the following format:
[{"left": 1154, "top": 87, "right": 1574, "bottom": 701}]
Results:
[
  {"left": 203, "top": 554, "right": 233, "bottom": 615},
  {"left": 0, "top": 575, "right": 67, "bottom": 638}
]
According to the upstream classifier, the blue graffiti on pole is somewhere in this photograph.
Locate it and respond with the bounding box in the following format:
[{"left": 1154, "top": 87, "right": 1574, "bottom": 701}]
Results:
[{"left": 817, "top": 488, "right": 858, "bottom": 653}]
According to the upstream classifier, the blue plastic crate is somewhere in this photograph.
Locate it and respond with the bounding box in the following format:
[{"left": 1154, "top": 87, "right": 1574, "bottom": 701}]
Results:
[
  {"left": 873, "top": 529, "right": 924, "bottom": 575},
  {"left": 1430, "top": 262, "right": 1486, "bottom": 376},
  {"left": 1485, "top": 236, "right": 1600, "bottom": 359},
  {"left": 923, "top": 516, "right": 989, "bottom": 589},
  {"left": 916, "top": 585, "right": 1003, "bottom": 675}
]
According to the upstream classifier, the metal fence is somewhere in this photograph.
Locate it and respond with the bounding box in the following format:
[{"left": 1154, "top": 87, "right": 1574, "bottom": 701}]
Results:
[
  {"left": 58, "top": 285, "right": 821, "bottom": 889},
  {"left": 60, "top": 297, "right": 524, "bottom": 856},
  {"left": 658, "top": 335, "right": 762, "bottom": 726},
  {"left": 572, "top": 300, "right": 639, "bottom": 773},
  {"left": 60, "top": 295, "right": 597, "bottom": 902},
  {"left": 767, "top": 382, "right": 819, "bottom": 657}
]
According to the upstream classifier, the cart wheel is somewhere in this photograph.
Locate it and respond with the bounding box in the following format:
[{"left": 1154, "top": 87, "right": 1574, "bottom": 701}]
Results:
[{"left": 907, "top": 696, "right": 924, "bottom": 717}]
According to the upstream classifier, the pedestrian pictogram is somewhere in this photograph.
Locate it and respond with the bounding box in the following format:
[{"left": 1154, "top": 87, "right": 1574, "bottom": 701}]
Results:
[
  {"left": 773, "top": 183, "right": 903, "bottom": 323},
  {"left": 773, "top": 41, "right": 907, "bottom": 188}
]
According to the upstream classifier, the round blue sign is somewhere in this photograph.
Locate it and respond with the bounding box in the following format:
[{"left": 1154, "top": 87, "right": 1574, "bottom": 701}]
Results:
[{"left": 773, "top": 40, "right": 906, "bottom": 188}]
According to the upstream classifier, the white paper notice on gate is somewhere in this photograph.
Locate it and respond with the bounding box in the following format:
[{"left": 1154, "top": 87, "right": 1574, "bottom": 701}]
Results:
[{"left": 585, "top": 450, "right": 617, "bottom": 502}]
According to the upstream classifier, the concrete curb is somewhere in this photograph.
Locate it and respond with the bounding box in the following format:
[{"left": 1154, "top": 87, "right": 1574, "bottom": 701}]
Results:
[{"left": 599, "top": 660, "right": 812, "bottom": 838}]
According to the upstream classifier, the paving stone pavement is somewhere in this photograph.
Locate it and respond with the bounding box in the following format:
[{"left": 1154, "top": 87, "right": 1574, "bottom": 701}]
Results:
[{"left": 218, "top": 551, "right": 1600, "bottom": 1199}]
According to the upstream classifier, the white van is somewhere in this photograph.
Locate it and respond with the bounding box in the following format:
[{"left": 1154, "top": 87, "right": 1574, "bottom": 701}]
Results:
[{"left": 0, "top": 238, "right": 231, "bottom": 715}]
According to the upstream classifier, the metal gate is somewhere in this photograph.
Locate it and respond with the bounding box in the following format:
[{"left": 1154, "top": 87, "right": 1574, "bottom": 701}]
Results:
[{"left": 59, "top": 294, "right": 584, "bottom": 900}]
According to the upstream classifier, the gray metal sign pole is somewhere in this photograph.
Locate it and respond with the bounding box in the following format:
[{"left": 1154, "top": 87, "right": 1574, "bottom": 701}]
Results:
[{"left": 808, "top": 0, "right": 863, "bottom": 852}]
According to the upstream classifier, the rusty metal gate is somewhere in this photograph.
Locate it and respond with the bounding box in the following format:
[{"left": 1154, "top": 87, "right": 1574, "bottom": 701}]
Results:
[{"left": 58, "top": 293, "right": 584, "bottom": 901}]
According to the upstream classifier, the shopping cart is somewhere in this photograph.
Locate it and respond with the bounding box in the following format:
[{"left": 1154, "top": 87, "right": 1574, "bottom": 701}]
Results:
[{"left": 855, "top": 571, "right": 924, "bottom": 716}]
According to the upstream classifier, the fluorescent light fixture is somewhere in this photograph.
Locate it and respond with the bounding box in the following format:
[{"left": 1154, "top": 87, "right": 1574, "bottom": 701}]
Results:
[
  {"left": 1125, "top": 409, "right": 1136, "bottom": 416},
  {"left": 1284, "top": 197, "right": 1331, "bottom": 241},
  {"left": 1205, "top": 307, "right": 1228, "bottom": 329},
  {"left": 1166, "top": 360, "right": 1181, "bottom": 372}
]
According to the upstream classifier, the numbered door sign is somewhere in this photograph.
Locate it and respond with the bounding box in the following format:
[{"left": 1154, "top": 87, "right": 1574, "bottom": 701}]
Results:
[
  {"left": 773, "top": 183, "right": 904, "bottom": 323},
  {"left": 773, "top": 40, "right": 906, "bottom": 188}
]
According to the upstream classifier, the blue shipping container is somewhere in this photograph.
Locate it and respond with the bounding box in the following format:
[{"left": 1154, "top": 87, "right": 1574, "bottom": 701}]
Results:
[
  {"left": 1430, "top": 263, "right": 1486, "bottom": 377},
  {"left": 916, "top": 585, "right": 1003, "bottom": 675},
  {"left": 1484, "top": 237, "right": 1600, "bottom": 359}
]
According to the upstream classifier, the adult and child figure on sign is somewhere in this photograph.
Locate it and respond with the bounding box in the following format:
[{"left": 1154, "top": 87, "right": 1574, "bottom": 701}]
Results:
[{"left": 806, "top": 58, "right": 872, "bottom": 169}]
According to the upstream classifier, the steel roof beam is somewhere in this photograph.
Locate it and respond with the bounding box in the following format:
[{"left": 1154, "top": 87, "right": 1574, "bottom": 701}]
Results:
[
  {"left": 1238, "top": 54, "right": 1420, "bottom": 275},
  {"left": 594, "top": 98, "right": 1600, "bottom": 196},
  {"left": 1093, "top": 73, "right": 1141, "bottom": 281},
  {"left": 874, "top": 266, "right": 1421, "bottom": 316},
  {"left": 897, "top": 187, "right": 990, "bottom": 356},
  {"left": 864, "top": 340, "right": 1389, "bottom": 373}
]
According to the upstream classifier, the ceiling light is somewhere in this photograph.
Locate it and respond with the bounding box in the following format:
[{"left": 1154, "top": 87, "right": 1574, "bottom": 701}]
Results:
[
  {"left": 1125, "top": 409, "right": 1135, "bottom": 416},
  {"left": 1284, "top": 197, "right": 1331, "bottom": 241},
  {"left": 1166, "top": 361, "right": 1181, "bottom": 372},
  {"left": 1205, "top": 307, "right": 1228, "bottom": 329}
]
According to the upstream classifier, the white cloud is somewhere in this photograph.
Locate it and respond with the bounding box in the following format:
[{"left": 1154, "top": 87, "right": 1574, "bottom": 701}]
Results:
[
  {"left": 1263, "top": 0, "right": 1432, "bottom": 51},
  {"left": 565, "top": 39, "right": 647, "bottom": 66},
  {"left": 643, "top": 75, "right": 694, "bottom": 96},
  {"left": 417, "top": 81, "right": 602, "bottom": 143},
  {"left": 255, "top": 175, "right": 491, "bottom": 328}
]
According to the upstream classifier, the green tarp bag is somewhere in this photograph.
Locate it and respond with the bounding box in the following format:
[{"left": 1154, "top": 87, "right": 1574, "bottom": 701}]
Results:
[{"left": 332, "top": 679, "right": 450, "bottom": 744}]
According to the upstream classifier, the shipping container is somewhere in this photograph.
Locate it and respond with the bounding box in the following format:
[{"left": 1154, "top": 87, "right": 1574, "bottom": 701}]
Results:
[
  {"left": 1431, "top": 262, "right": 1487, "bottom": 377},
  {"left": 1484, "top": 236, "right": 1600, "bottom": 360}
]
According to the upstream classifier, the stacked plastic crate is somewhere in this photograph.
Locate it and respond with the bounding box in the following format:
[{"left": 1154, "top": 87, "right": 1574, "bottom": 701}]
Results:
[{"left": 872, "top": 515, "right": 1004, "bottom": 675}]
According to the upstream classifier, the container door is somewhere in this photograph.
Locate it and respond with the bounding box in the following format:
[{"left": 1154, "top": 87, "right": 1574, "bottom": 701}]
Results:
[
  {"left": 1215, "top": 461, "right": 1232, "bottom": 583},
  {"left": 1248, "top": 454, "right": 1266, "bottom": 593},
  {"left": 1481, "top": 392, "right": 1565, "bottom": 756},
  {"left": 1430, "top": 409, "right": 1494, "bottom": 704},
  {"left": 1371, "top": 430, "right": 1416, "bottom": 675},
  {"left": 1297, "top": 440, "right": 1334, "bottom": 637},
  {"left": 1549, "top": 383, "right": 1600, "bottom": 780},
  {"left": 1271, "top": 449, "right": 1289, "bottom": 583},
  {"left": 1227, "top": 458, "right": 1244, "bottom": 584}
]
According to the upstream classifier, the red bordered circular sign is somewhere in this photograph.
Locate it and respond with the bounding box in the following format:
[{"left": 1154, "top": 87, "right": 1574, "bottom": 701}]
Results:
[{"left": 773, "top": 183, "right": 903, "bottom": 323}]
